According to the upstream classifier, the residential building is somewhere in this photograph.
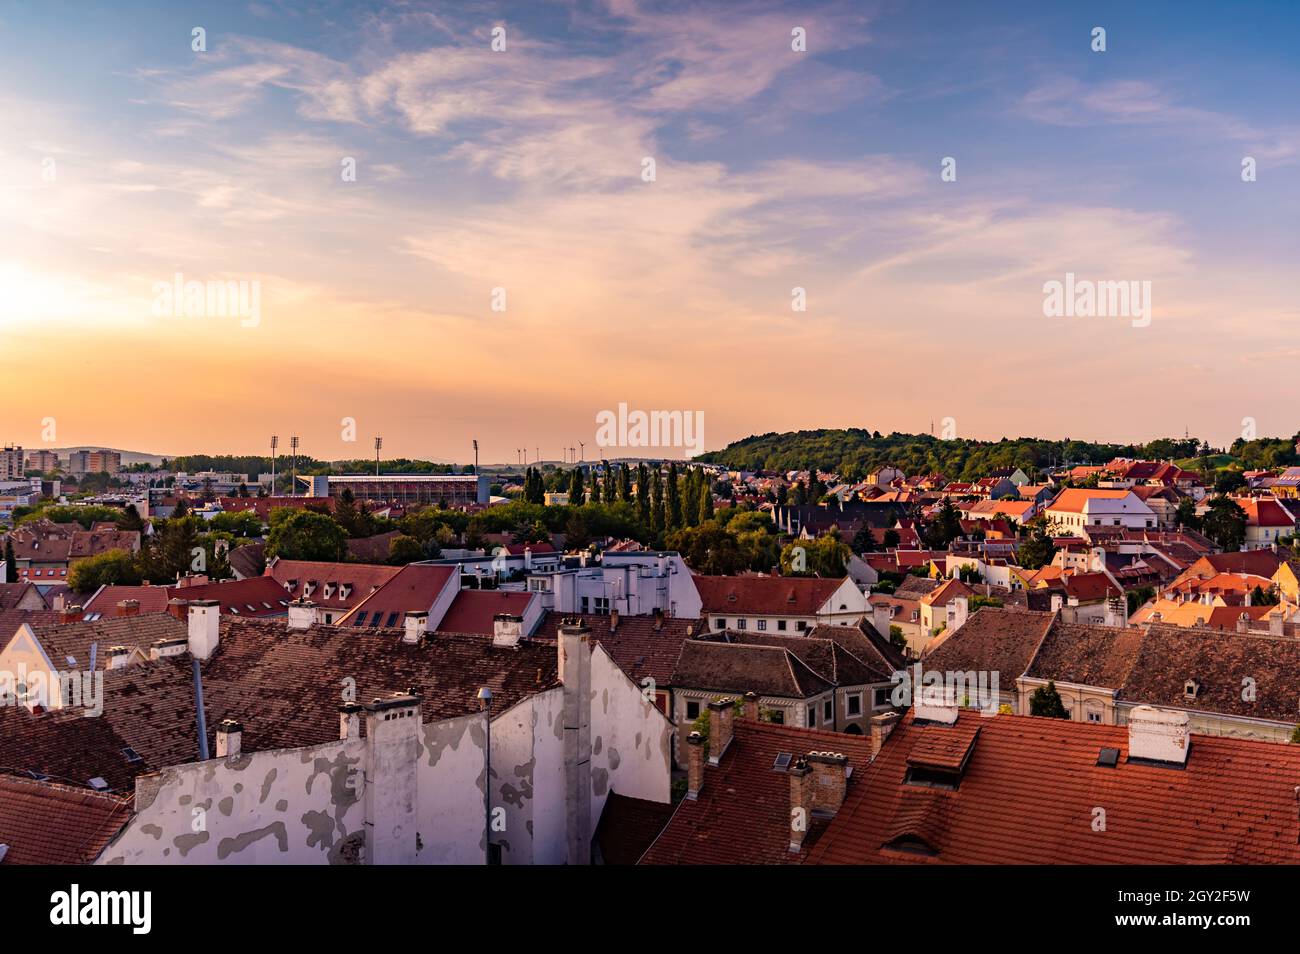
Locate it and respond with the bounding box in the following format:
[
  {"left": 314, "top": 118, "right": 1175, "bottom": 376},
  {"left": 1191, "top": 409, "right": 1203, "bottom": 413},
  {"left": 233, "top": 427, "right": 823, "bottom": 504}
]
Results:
[{"left": 695, "top": 574, "right": 868, "bottom": 633}]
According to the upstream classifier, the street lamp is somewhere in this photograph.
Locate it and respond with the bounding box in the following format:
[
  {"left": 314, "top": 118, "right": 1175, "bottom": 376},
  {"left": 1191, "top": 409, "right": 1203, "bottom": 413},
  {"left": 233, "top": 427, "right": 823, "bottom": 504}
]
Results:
[{"left": 477, "top": 686, "right": 493, "bottom": 864}]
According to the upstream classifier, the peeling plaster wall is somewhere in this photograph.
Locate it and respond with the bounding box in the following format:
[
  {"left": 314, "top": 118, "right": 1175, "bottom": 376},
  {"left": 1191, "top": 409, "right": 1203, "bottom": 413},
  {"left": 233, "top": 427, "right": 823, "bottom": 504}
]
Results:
[
  {"left": 487, "top": 687, "right": 563, "bottom": 865},
  {"left": 415, "top": 712, "right": 489, "bottom": 864},
  {"left": 99, "top": 739, "right": 367, "bottom": 865},
  {"left": 589, "top": 642, "right": 672, "bottom": 814}
]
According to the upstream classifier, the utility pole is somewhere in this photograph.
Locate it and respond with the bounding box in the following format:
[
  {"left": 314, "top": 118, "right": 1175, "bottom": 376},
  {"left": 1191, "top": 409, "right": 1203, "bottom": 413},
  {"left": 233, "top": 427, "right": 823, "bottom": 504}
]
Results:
[
  {"left": 374, "top": 436, "right": 382, "bottom": 477},
  {"left": 270, "top": 435, "right": 278, "bottom": 495},
  {"left": 290, "top": 435, "right": 299, "bottom": 496}
]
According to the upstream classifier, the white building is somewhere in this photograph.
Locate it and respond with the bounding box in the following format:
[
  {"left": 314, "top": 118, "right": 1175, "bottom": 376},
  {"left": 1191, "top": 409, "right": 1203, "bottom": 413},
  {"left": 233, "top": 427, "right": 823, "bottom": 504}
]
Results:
[{"left": 1046, "top": 489, "right": 1156, "bottom": 536}]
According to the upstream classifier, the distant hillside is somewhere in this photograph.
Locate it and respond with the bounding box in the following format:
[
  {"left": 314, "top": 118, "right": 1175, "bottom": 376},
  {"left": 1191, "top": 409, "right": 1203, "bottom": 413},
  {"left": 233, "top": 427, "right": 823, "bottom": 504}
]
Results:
[{"left": 698, "top": 429, "right": 1206, "bottom": 482}]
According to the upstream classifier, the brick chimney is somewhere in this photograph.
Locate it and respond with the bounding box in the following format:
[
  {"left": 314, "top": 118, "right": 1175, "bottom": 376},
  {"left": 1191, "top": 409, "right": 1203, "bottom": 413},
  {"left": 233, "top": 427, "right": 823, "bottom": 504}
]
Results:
[
  {"left": 167, "top": 598, "right": 189, "bottom": 621},
  {"left": 806, "top": 751, "right": 849, "bottom": 813},
  {"left": 59, "top": 603, "right": 84, "bottom": 624},
  {"left": 403, "top": 610, "right": 429, "bottom": 644},
  {"left": 116, "top": 599, "right": 140, "bottom": 618},
  {"left": 652, "top": 607, "right": 664, "bottom": 632},
  {"left": 787, "top": 757, "right": 813, "bottom": 853},
  {"left": 187, "top": 599, "right": 220, "bottom": 660},
  {"left": 1237, "top": 612, "right": 1252, "bottom": 634},
  {"left": 742, "top": 690, "right": 759, "bottom": 721},
  {"left": 685, "top": 730, "right": 705, "bottom": 800},
  {"left": 707, "top": 698, "right": 735, "bottom": 765},
  {"left": 215, "top": 719, "right": 243, "bottom": 759},
  {"left": 608, "top": 608, "right": 619, "bottom": 634},
  {"left": 870, "top": 711, "right": 900, "bottom": 757}
]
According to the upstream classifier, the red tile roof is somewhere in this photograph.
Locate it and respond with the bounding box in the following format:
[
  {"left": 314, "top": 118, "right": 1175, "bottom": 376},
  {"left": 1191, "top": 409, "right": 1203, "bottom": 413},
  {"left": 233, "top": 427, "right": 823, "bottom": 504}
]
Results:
[
  {"left": 266, "top": 559, "right": 398, "bottom": 611},
  {"left": 807, "top": 710, "right": 1300, "bottom": 864},
  {"left": 532, "top": 611, "right": 700, "bottom": 686},
  {"left": 437, "top": 589, "right": 534, "bottom": 635},
  {"left": 82, "top": 584, "right": 172, "bottom": 616},
  {"left": 165, "top": 576, "right": 290, "bottom": 617},
  {"left": 337, "top": 563, "right": 457, "bottom": 627},
  {"left": 693, "top": 575, "right": 848, "bottom": 617},
  {"left": 0, "top": 774, "right": 132, "bottom": 864},
  {"left": 639, "top": 720, "right": 874, "bottom": 864}
]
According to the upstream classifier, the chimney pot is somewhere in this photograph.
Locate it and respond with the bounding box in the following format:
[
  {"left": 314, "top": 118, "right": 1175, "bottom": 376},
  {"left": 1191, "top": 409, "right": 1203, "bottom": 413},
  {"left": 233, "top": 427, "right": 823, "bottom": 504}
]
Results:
[
  {"left": 286, "top": 598, "right": 316, "bottom": 631},
  {"left": 743, "top": 691, "right": 759, "bottom": 721},
  {"left": 787, "top": 758, "right": 813, "bottom": 853},
  {"left": 491, "top": 612, "right": 523, "bottom": 647},
  {"left": 116, "top": 599, "right": 140, "bottom": 618}
]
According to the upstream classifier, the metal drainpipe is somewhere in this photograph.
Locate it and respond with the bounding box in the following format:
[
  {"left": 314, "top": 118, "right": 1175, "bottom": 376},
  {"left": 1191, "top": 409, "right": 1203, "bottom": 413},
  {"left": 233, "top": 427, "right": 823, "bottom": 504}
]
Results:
[{"left": 192, "top": 657, "right": 209, "bottom": 760}]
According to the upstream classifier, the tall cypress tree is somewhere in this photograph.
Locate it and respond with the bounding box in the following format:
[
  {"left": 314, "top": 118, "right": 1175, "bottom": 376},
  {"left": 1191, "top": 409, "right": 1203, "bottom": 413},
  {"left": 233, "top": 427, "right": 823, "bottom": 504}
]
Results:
[
  {"left": 636, "top": 463, "right": 650, "bottom": 526},
  {"left": 567, "top": 467, "right": 584, "bottom": 504},
  {"left": 667, "top": 463, "right": 682, "bottom": 528},
  {"left": 651, "top": 468, "right": 665, "bottom": 535},
  {"left": 603, "top": 461, "right": 616, "bottom": 502},
  {"left": 699, "top": 478, "right": 714, "bottom": 521},
  {"left": 589, "top": 472, "right": 602, "bottom": 504},
  {"left": 618, "top": 464, "right": 632, "bottom": 503}
]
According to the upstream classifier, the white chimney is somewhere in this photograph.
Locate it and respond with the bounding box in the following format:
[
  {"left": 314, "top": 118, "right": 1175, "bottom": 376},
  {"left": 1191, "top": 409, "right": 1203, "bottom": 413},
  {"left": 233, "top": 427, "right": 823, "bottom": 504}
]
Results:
[
  {"left": 403, "top": 610, "right": 429, "bottom": 644},
  {"left": 287, "top": 598, "right": 316, "bottom": 631},
  {"left": 948, "top": 595, "right": 969, "bottom": 631},
  {"left": 106, "top": 645, "right": 131, "bottom": 670},
  {"left": 493, "top": 612, "right": 523, "bottom": 647},
  {"left": 1050, "top": 593, "right": 1063, "bottom": 613},
  {"left": 215, "top": 719, "right": 242, "bottom": 759},
  {"left": 1127, "top": 706, "right": 1190, "bottom": 765},
  {"left": 187, "top": 600, "right": 220, "bottom": 660},
  {"left": 872, "top": 602, "right": 892, "bottom": 638},
  {"left": 339, "top": 703, "right": 362, "bottom": 740}
]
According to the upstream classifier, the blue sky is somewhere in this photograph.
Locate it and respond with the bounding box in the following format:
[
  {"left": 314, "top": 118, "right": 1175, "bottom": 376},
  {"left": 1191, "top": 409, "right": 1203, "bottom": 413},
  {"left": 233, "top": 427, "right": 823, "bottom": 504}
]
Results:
[{"left": 1, "top": 0, "right": 1297, "bottom": 460}]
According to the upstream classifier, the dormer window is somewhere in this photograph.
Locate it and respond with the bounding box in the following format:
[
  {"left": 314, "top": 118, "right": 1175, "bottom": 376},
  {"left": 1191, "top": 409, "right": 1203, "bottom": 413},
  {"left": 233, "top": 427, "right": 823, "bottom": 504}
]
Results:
[{"left": 1183, "top": 679, "right": 1201, "bottom": 701}]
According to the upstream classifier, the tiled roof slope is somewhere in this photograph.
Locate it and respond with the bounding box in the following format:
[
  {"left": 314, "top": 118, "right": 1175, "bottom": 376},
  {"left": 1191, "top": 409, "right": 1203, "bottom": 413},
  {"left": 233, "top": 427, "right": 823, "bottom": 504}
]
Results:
[
  {"left": 0, "top": 774, "right": 132, "bottom": 864},
  {"left": 640, "top": 720, "right": 874, "bottom": 865},
  {"left": 26, "top": 614, "right": 186, "bottom": 669},
  {"left": 594, "top": 792, "right": 675, "bottom": 865},
  {"left": 672, "top": 640, "right": 833, "bottom": 698},
  {"left": 807, "top": 711, "right": 1300, "bottom": 864},
  {"left": 693, "top": 575, "right": 846, "bottom": 616},
  {"left": 532, "top": 611, "right": 700, "bottom": 686},
  {"left": 436, "top": 589, "right": 533, "bottom": 635},
  {"left": 1024, "top": 619, "right": 1145, "bottom": 688},
  {"left": 922, "top": 608, "right": 1054, "bottom": 688},
  {"left": 0, "top": 617, "right": 560, "bottom": 792}
]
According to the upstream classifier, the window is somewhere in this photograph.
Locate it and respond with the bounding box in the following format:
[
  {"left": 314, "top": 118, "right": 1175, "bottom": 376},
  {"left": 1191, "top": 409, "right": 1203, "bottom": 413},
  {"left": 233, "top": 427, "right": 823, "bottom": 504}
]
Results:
[
  {"left": 714, "top": 618, "right": 726, "bottom": 630},
  {"left": 756, "top": 619, "right": 767, "bottom": 631},
  {"left": 594, "top": 597, "right": 610, "bottom": 613},
  {"left": 353, "top": 612, "right": 368, "bottom": 626},
  {"left": 736, "top": 619, "right": 747, "bottom": 630},
  {"left": 580, "top": 597, "right": 589, "bottom": 613},
  {"left": 1087, "top": 709, "right": 1103, "bottom": 723},
  {"left": 769, "top": 710, "right": 785, "bottom": 725},
  {"left": 873, "top": 687, "right": 892, "bottom": 708},
  {"left": 685, "top": 701, "right": 700, "bottom": 720},
  {"left": 847, "top": 693, "right": 862, "bottom": 716},
  {"left": 823, "top": 699, "right": 833, "bottom": 721},
  {"left": 806, "top": 705, "right": 817, "bottom": 726},
  {"left": 777, "top": 620, "right": 787, "bottom": 631},
  {"left": 796, "top": 621, "right": 807, "bottom": 632}
]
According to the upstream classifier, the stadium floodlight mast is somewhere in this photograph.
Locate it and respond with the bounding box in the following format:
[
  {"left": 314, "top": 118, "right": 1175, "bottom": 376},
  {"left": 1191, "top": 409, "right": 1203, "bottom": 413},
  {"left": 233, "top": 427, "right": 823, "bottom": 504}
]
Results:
[
  {"left": 374, "top": 436, "right": 382, "bottom": 477},
  {"left": 290, "top": 435, "right": 299, "bottom": 496},
  {"left": 473, "top": 439, "right": 479, "bottom": 475},
  {"left": 270, "top": 435, "right": 278, "bottom": 493}
]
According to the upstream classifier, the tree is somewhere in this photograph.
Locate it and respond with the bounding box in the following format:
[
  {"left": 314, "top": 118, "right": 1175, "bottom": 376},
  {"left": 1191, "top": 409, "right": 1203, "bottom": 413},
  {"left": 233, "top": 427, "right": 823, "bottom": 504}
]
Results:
[
  {"left": 1017, "top": 517, "right": 1058, "bottom": 570},
  {"left": 666, "top": 463, "right": 682, "bottom": 529},
  {"left": 1176, "top": 497, "right": 1201, "bottom": 531},
  {"left": 1201, "top": 497, "right": 1248, "bottom": 552},
  {"left": 851, "top": 525, "right": 877, "bottom": 553},
  {"left": 565, "top": 510, "right": 592, "bottom": 551},
  {"left": 780, "top": 534, "right": 851, "bottom": 577},
  {"left": 636, "top": 463, "right": 650, "bottom": 525},
  {"left": 387, "top": 534, "right": 425, "bottom": 566},
  {"left": 698, "top": 478, "right": 714, "bottom": 522},
  {"left": 1029, "top": 681, "right": 1069, "bottom": 719},
  {"left": 589, "top": 473, "right": 602, "bottom": 504},
  {"left": 882, "top": 528, "right": 900, "bottom": 550},
  {"left": 567, "top": 467, "right": 585, "bottom": 505},
  {"left": 116, "top": 504, "right": 145, "bottom": 533},
  {"left": 171, "top": 497, "right": 190, "bottom": 518},
  {"left": 923, "top": 497, "right": 963, "bottom": 548},
  {"left": 266, "top": 510, "right": 348, "bottom": 562},
  {"left": 651, "top": 468, "right": 665, "bottom": 536},
  {"left": 3, "top": 536, "right": 15, "bottom": 583},
  {"left": 69, "top": 549, "right": 142, "bottom": 592},
  {"left": 618, "top": 464, "right": 632, "bottom": 503}
]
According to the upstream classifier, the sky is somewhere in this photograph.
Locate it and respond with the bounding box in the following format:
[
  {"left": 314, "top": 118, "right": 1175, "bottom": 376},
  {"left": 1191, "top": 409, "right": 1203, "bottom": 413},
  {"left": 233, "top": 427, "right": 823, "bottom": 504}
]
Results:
[{"left": 1, "top": 0, "right": 1298, "bottom": 465}]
